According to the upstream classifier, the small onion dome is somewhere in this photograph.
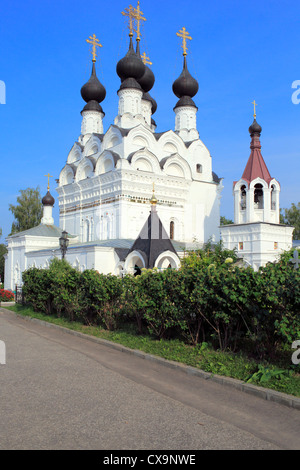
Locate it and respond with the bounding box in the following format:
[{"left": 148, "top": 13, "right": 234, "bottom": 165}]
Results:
[
  {"left": 172, "top": 56, "right": 199, "bottom": 108},
  {"left": 249, "top": 118, "right": 262, "bottom": 136},
  {"left": 81, "top": 62, "right": 106, "bottom": 105},
  {"left": 137, "top": 64, "right": 155, "bottom": 93},
  {"left": 81, "top": 100, "right": 104, "bottom": 115},
  {"left": 150, "top": 192, "right": 157, "bottom": 205},
  {"left": 116, "top": 36, "right": 145, "bottom": 83},
  {"left": 42, "top": 191, "right": 55, "bottom": 207},
  {"left": 119, "top": 77, "right": 142, "bottom": 91}
]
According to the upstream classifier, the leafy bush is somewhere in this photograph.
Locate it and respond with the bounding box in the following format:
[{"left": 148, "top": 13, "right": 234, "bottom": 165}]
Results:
[
  {"left": 22, "top": 267, "right": 52, "bottom": 313},
  {"left": 137, "top": 268, "right": 185, "bottom": 340},
  {"left": 48, "top": 258, "right": 82, "bottom": 321},
  {"left": 79, "top": 270, "right": 123, "bottom": 329}
]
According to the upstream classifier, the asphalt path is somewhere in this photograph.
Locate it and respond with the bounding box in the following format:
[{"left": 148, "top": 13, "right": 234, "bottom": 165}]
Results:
[{"left": 0, "top": 309, "right": 299, "bottom": 450}]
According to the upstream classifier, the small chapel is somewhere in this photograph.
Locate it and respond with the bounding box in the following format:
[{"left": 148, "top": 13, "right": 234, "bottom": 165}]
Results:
[{"left": 4, "top": 3, "right": 293, "bottom": 290}]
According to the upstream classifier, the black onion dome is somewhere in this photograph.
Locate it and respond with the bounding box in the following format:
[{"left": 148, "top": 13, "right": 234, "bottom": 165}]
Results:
[
  {"left": 249, "top": 118, "right": 262, "bottom": 135},
  {"left": 81, "top": 62, "right": 106, "bottom": 104},
  {"left": 137, "top": 64, "right": 155, "bottom": 93},
  {"left": 42, "top": 191, "right": 55, "bottom": 207},
  {"left": 117, "top": 36, "right": 145, "bottom": 82},
  {"left": 172, "top": 56, "right": 199, "bottom": 104}
]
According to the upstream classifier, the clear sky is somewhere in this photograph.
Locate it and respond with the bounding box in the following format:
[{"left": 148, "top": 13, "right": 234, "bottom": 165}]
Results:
[{"left": 1, "top": 0, "right": 299, "bottom": 241}]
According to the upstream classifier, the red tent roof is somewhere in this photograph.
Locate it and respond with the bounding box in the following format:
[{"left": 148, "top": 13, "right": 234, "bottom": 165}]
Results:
[{"left": 242, "top": 147, "right": 272, "bottom": 185}]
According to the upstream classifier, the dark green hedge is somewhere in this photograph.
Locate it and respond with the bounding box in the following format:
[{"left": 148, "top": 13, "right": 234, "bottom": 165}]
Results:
[{"left": 21, "top": 244, "right": 300, "bottom": 360}]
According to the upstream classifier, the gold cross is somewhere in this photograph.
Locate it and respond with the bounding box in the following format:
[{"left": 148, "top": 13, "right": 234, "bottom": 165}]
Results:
[
  {"left": 252, "top": 100, "right": 257, "bottom": 119},
  {"left": 141, "top": 51, "right": 152, "bottom": 65},
  {"left": 132, "top": 1, "right": 146, "bottom": 41},
  {"left": 121, "top": 4, "right": 135, "bottom": 36},
  {"left": 176, "top": 27, "right": 192, "bottom": 56},
  {"left": 86, "top": 34, "right": 102, "bottom": 63},
  {"left": 44, "top": 173, "right": 53, "bottom": 191}
]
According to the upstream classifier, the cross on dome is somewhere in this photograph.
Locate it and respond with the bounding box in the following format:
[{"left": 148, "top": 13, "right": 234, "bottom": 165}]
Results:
[
  {"left": 252, "top": 100, "right": 258, "bottom": 119},
  {"left": 44, "top": 173, "right": 53, "bottom": 191},
  {"left": 121, "top": 4, "right": 135, "bottom": 36},
  {"left": 86, "top": 34, "right": 102, "bottom": 63},
  {"left": 141, "top": 51, "right": 152, "bottom": 65},
  {"left": 132, "top": 1, "right": 146, "bottom": 41},
  {"left": 176, "top": 27, "right": 192, "bottom": 56}
]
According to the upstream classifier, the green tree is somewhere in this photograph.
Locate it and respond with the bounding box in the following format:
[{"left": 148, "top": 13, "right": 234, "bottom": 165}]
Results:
[
  {"left": 9, "top": 187, "right": 43, "bottom": 235},
  {"left": 220, "top": 215, "right": 234, "bottom": 225},
  {"left": 280, "top": 202, "right": 300, "bottom": 239}
]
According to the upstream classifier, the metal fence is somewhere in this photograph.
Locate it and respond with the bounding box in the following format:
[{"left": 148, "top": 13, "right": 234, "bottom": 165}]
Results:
[{"left": 15, "top": 285, "right": 25, "bottom": 305}]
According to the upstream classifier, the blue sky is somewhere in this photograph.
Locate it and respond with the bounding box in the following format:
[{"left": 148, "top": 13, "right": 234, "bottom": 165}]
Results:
[{"left": 1, "top": 0, "right": 299, "bottom": 240}]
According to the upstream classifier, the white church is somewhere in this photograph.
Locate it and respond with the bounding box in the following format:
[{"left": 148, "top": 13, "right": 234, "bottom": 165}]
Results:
[{"left": 4, "top": 5, "right": 294, "bottom": 290}]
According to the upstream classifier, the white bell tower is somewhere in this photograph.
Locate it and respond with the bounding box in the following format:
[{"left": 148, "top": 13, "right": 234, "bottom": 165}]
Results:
[{"left": 221, "top": 107, "right": 294, "bottom": 270}]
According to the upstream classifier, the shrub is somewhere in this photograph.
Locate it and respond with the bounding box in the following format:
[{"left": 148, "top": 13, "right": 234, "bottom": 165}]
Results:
[
  {"left": 79, "top": 270, "right": 123, "bottom": 330},
  {"left": 22, "top": 267, "right": 52, "bottom": 313},
  {"left": 131, "top": 268, "right": 184, "bottom": 340},
  {"left": 48, "top": 258, "right": 82, "bottom": 321}
]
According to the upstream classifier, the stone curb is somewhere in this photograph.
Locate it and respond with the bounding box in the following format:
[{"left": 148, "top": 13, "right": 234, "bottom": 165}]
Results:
[{"left": 2, "top": 307, "right": 300, "bottom": 411}]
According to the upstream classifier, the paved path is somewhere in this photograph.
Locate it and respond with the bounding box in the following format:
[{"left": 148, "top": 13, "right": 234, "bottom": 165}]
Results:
[{"left": 0, "top": 309, "right": 299, "bottom": 450}]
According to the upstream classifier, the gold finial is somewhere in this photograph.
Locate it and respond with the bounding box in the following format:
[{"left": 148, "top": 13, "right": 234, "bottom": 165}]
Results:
[
  {"left": 86, "top": 34, "right": 102, "bottom": 63},
  {"left": 141, "top": 51, "right": 152, "bottom": 65},
  {"left": 122, "top": 4, "right": 135, "bottom": 36},
  {"left": 132, "top": 1, "right": 146, "bottom": 41},
  {"left": 44, "top": 173, "right": 53, "bottom": 192},
  {"left": 176, "top": 27, "right": 192, "bottom": 56},
  {"left": 252, "top": 100, "right": 257, "bottom": 119},
  {"left": 150, "top": 182, "right": 157, "bottom": 205}
]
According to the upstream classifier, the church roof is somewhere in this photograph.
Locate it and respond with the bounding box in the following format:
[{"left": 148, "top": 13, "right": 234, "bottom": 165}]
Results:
[
  {"left": 241, "top": 118, "right": 273, "bottom": 185},
  {"left": 241, "top": 151, "right": 272, "bottom": 185},
  {"left": 8, "top": 224, "right": 74, "bottom": 239},
  {"left": 126, "top": 204, "right": 179, "bottom": 269}
]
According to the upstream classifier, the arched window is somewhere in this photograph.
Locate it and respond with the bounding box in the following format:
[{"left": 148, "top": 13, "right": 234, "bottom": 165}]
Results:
[
  {"left": 240, "top": 185, "right": 246, "bottom": 210},
  {"left": 85, "top": 219, "right": 90, "bottom": 242},
  {"left": 170, "top": 221, "right": 175, "bottom": 240},
  {"left": 196, "top": 164, "right": 202, "bottom": 173},
  {"left": 271, "top": 185, "right": 276, "bottom": 210},
  {"left": 254, "top": 183, "right": 264, "bottom": 209}
]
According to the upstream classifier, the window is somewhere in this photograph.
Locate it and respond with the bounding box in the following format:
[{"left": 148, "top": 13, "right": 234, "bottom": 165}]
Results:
[
  {"left": 170, "top": 221, "right": 175, "bottom": 240},
  {"left": 196, "top": 164, "right": 202, "bottom": 173},
  {"left": 254, "top": 184, "right": 264, "bottom": 209},
  {"left": 240, "top": 185, "right": 246, "bottom": 210},
  {"left": 271, "top": 185, "right": 276, "bottom": 210}
]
